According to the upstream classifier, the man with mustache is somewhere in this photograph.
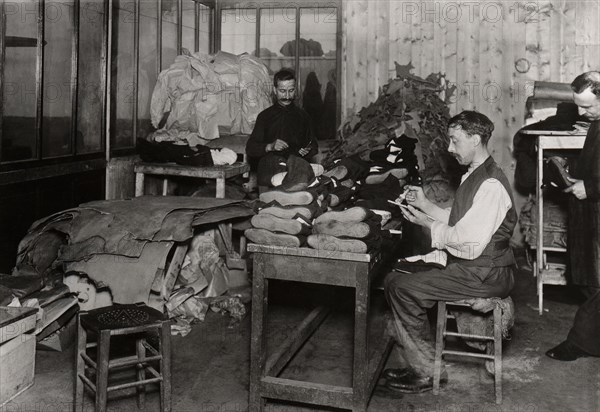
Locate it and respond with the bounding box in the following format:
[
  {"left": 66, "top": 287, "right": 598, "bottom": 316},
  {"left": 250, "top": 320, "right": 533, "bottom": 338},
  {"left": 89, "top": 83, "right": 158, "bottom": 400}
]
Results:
[
  {"left": 383, "top": 111, "right": 517, "bottom": 393},
  {"left": 246, "top": 68, "right": 318, "bottom": 191},
  {"left": 545, "top": 71, "right": 600, "bottom": 361}
]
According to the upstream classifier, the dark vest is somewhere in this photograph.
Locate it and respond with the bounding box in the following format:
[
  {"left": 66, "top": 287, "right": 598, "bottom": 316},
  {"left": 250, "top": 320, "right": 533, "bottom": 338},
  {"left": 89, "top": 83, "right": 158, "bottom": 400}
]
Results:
[{"left": 447, "top": 156, "right": 517, "bottom": 267}]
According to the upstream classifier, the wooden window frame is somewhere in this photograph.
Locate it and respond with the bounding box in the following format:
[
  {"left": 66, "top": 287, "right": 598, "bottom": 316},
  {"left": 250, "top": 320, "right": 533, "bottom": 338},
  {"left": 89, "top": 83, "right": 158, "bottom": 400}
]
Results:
[
  {"left": 214, "top": 0, "right": 342, "bottom": 130},
  {"left": 0, "top": 0, "right": 216, "bottom": 184},
  {"left": 0, "top": 0, "right": 110, "bottom": 180}
]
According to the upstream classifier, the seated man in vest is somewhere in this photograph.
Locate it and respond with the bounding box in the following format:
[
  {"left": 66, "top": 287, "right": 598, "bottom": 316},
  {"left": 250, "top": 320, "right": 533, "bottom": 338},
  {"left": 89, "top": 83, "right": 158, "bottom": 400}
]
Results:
[{"left": 383, "top": 110, "right": 516, "bottom": 393}]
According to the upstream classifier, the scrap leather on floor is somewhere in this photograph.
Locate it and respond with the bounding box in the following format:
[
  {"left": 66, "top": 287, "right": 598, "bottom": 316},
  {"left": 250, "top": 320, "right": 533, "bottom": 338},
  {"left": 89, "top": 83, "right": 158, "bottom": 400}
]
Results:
[
  {"left": 14, "top": 197, "right": 254, "bottom": 309},
  {"left": 18, "top": 196, "right": 254, "bottom": 263}
]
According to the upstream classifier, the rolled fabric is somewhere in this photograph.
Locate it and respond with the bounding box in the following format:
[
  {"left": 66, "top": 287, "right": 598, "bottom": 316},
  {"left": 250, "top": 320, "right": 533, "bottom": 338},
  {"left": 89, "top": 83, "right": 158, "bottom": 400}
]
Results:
[{"left": 532, "top": 81, "right": 573, "bottom": 101}]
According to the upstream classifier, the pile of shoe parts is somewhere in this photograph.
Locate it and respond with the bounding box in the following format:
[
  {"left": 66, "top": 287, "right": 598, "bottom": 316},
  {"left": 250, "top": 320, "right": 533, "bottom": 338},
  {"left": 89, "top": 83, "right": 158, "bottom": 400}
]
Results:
[
  {"left": 245, "top": 139, "right": 423, "bottom": 251},
  {"left": 245, "top": 188, "right": 383, "bottom": 254},
  {"left": 325, "top": 62, "right": 462, "bottom": 204}
]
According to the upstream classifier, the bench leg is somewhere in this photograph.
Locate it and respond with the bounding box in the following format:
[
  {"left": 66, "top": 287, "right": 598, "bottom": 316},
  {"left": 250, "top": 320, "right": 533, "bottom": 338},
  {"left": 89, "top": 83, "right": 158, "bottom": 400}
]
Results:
[
  {"left": 135, "top": 173, "right": 145, "bottom": 196},
  {"left": 162, "top": 178, "right": 169, "bottom": 196}
]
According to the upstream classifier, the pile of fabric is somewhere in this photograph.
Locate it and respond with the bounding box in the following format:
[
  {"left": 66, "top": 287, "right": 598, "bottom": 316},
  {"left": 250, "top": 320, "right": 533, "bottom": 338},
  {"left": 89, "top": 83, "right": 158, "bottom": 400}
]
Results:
[
  {"left": 149, "top": 50, "right": 272, "bottom": 144},
  {"left": 12, "top": 197, "right": 255, "bottom": 336}
]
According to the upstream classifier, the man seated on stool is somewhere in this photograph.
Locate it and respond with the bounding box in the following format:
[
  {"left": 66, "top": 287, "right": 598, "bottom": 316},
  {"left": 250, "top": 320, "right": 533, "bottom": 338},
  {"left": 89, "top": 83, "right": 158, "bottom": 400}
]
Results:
[
  {"left": 383, "top": 111, "right": 516, "bottom": 393},
  {"left": 246, "top": 68, "right": 319, "bottom": 192}
]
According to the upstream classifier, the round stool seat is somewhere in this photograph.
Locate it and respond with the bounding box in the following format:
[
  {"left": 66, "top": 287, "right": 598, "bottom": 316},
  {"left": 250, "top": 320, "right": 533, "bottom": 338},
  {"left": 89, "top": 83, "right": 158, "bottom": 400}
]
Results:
[{"left": 80, "top": 303, "right": 166, "bottom": 332}]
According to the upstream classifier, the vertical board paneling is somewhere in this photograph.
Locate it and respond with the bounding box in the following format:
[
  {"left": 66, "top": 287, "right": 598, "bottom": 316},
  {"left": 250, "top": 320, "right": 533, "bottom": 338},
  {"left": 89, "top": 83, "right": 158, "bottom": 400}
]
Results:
[
  {"left": 524, "top": 1, "right": 540, "bottom": 84},
  {"left": 342, "top": 0, "right": 599, "bottom": 192},
  {"left": 537, "top": 1, "right": 553, "bottom": 80},
  {"left": 560, "top": 1, "right": 579, "bottom": 80},
  {"left": 388, "top": 0, "right": 411, "bottom": 71},
  {"left": 441, "top": 2, "right": 458, "bottom": 115},
  {"left": 376, "top": 1, "right": 390, "bottom": 92},
  {"left": 366, "top": 1, "right": 378, "bottom": 102},
  {"left": 455, "top": 2, "right": 480, "bottom": 111},
  {"left": 409, "top": 1, "right": 421, "bottom": 74},
  {"left": 548, "top": 0, "right": 563, "bottom": 81},
  {"left": 419, "top": 2, "right": 434, "bottom": 77},
  {"left": 504, "top": 1, "right": 528, "bottom": 153},
  {"left": 481, "top": 2, "right": 506, "bottom": 167}
]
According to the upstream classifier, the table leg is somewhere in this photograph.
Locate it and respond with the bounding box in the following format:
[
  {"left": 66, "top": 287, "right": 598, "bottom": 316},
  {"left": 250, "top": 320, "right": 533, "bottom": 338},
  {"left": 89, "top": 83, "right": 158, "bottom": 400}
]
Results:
[
  {"left": 352, "top": 270, "right": 371, "bottom": 412},
  {"left": 249, "top": 256, "right": 269, "bottom": 412},
  {"left": 536, "top": 137, "right": 543, "bottom": 315},
  {"left": 216, "top": 178, "right": 226, "bottom": 198},
  {"left": 135, "top": 173, "right": 145, "bottom": 196}
]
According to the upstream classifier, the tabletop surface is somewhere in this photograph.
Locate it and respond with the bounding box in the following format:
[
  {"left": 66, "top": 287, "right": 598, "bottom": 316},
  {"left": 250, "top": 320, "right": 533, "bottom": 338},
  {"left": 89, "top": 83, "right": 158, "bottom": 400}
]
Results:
[
  {"left": 520, "top": 129, "right": 586, "bottom": 136},
  {"left": 247, "top": 243, "right": 375, "bottom": 262},
  {"left": 135, "top": 162, "right": 249, "bottom": 171}
]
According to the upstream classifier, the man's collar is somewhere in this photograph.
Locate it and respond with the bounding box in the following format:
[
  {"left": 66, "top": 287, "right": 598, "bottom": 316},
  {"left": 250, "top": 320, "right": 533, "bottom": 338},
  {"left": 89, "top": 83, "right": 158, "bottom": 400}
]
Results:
[
  {"left": 275, "top": 101, "right": 295, "bottom": 110},
  {"left": 467, "top": 153, "right": 491, "bottom": 173}
]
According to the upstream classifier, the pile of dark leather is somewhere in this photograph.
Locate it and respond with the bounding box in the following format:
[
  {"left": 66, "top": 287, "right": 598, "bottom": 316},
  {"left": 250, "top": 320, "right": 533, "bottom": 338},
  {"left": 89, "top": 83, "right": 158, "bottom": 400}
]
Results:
[{"left": 325, "top": 62, "right": 463, "bottom": 204}]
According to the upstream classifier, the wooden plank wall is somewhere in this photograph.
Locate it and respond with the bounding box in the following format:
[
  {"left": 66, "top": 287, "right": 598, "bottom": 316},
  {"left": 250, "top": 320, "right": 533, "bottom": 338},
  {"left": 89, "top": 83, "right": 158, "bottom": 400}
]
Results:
[{"left": 342, "top": 0, "right": 600, "bottom": 188}]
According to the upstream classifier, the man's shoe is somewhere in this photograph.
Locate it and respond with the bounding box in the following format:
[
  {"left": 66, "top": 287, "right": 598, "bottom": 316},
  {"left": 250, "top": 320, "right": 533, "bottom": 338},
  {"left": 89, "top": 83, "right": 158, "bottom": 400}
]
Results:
[
  {"left": 385, "top": 374, "right": 446, "bottom": 394},
  {"left": 314, "top": 206, "right": 373, "bottom": 224},
  {"left": 324, "top": 165, "right": 348, "bottom": 180},
  {"left": 251, "top": 214, "right": 311, "bottom": 236},
  {"left": 313, "top": 220, "right": 372, "bottom": 239},
  {"left": 382, "top": 368, "right": 414, "bottom": 381},
  {"left": 244, "top": 228, "right": 304, "bottom": 248},
  {"left": 365, "top": 167, "right": 409, "bottom": 185},
  {"left": 260, "top": 190, "right": 314, "bottom": 206},
  {"left": 307, "top": 234, "right": 369, "bottom": 254},
  {"left": 546, "top": 340, "right": 590, "bottom": 361},
  {"left": 545, "top": 156, "right": 572, "bottom": 189}
]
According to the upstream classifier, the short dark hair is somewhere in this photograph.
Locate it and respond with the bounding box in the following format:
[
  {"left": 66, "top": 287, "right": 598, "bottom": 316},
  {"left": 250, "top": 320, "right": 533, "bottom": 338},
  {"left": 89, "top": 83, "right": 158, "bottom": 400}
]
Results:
[
  {"left": 274, "top": 68, "right": 295, "bottom": 87},
  {"left": 448, "top": 111, "right": 494, "bottom": 146},
  {"left": 571, "top": 71, "right": 600, "bottom": 97}
]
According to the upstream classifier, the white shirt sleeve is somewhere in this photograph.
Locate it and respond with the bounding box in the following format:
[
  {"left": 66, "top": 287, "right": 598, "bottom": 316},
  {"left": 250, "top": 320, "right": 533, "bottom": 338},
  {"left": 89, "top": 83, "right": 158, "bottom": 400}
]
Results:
[{"left": 430, "top": 178, "right": 512, "bottom": 260}]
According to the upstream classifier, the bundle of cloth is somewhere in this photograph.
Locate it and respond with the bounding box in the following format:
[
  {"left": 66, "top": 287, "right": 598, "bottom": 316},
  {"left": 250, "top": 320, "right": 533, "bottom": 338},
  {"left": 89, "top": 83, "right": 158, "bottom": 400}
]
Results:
[{"left": 150, "top": 50, "right": 272, "bottom": 142}]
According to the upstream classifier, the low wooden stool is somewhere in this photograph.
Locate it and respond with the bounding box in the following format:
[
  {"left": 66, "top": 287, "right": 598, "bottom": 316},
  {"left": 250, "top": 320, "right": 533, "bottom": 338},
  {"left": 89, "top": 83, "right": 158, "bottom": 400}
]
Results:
[
  {"left": 433, "top": 299, "right": 504, "bottom": 404},
  {"left": 73, "top": 303, "right": 171, "bottom": 412}
]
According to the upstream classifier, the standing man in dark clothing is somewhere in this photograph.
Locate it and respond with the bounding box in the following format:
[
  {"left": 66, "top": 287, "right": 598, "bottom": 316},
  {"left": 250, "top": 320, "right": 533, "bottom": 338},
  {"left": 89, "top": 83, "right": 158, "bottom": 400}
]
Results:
[
  {"left": 246, "top": 69, "right": 318, "bottom": 189},
  {"left": 546, "top": 71, "right": 600, "bottom": 361}
]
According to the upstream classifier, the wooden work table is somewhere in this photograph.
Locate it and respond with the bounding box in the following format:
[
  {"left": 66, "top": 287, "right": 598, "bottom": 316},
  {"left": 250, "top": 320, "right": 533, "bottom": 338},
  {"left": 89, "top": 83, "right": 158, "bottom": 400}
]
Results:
[{"left": 247, "top": 244, "right": 394, "bottom": 412}]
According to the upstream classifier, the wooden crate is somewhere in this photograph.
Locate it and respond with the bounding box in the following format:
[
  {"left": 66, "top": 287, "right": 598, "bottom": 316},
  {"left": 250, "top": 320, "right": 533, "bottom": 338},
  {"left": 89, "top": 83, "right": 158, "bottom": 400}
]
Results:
[{"left": 0, "top": 333, "right": 36, "bottom": 407}]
